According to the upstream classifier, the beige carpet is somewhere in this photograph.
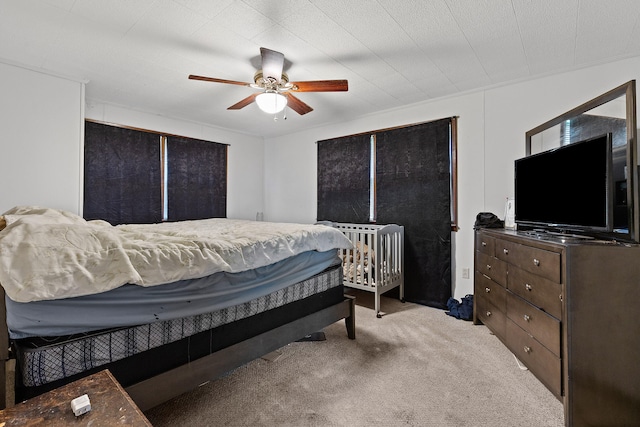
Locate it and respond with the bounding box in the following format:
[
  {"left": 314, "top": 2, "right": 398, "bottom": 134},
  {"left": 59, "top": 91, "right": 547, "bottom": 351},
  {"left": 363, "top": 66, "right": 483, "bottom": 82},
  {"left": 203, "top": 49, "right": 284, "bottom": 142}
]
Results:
[{"left": 145, "top": 290, "right": 564, "bottom": 426}]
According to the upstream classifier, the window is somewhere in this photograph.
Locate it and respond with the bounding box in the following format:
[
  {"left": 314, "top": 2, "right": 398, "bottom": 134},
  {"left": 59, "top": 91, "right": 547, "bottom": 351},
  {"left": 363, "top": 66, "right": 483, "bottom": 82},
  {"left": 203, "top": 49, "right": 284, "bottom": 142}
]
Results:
[
  {"left": 84, "top": 121, "right": 227, "bottom": 224},
  {"left": 316, "top": 117, "right": 458, "bottom": 308},
  {"left": 564, "top": 119, "right": 571, "bottom": 146},
  {"left": 165, "top": 135, "right": 227, "bottom": 221},
  {"left": 317, "top": 117, "right": 458, "bottom": 230},
  {"left": 317, "top": 134, "right": 371, "bottom": 223}
]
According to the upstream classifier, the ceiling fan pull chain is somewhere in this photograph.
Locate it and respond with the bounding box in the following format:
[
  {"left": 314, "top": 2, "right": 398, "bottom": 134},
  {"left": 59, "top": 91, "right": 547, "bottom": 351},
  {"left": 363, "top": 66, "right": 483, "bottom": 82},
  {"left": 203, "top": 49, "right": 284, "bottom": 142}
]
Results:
[{"left": 274, "top": 106, "right": 288, "bottom": 122}]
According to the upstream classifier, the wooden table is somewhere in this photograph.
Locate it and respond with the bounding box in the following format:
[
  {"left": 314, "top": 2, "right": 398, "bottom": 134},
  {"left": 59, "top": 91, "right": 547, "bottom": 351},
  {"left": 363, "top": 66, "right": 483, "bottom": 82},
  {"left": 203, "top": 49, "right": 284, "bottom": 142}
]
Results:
[{"left": 0, "top": 369, "right": 152, "bottom": 426}]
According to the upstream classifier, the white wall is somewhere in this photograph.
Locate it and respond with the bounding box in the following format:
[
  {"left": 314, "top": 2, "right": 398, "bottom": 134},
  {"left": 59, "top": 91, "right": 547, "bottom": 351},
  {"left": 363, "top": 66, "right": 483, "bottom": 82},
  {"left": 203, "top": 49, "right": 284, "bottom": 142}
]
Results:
[
  {"left": 263, "top": 56, "right": 640, "bottom": 299},
  {"left": 0, "top": 62, "right": 84, "bottom": 214},
  {"left": 84, "top": 102, "right": 264, "bottom": 221}
]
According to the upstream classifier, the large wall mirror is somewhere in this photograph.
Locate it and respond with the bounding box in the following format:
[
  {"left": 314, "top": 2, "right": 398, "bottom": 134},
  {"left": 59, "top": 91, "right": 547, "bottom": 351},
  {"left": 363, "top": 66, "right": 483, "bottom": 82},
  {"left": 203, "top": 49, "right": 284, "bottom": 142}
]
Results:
[{"left": 525, "top": 80, "right": 638, "bottom": 243}]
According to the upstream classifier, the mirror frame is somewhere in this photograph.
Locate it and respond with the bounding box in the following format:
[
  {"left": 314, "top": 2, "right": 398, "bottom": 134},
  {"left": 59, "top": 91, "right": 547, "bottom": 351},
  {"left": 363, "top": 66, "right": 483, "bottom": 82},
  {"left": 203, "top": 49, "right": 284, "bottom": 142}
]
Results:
[{"left": 524, "top": 80, "right": 638, "bottom": 243}]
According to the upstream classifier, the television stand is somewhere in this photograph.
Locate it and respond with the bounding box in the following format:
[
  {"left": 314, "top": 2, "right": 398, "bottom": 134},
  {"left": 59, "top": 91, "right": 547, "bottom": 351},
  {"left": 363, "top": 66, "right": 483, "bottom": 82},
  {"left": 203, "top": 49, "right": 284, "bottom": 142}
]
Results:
[{"left": 474, "top": 228, "right": 640, "bottom": 426}]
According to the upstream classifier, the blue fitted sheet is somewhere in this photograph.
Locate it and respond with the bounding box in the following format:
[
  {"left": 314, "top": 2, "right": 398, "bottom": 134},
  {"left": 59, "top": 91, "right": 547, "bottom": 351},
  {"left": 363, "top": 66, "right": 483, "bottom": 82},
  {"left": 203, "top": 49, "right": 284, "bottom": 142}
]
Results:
[{"left": 6, "top": 249, "right": 340, "bottom": 339}]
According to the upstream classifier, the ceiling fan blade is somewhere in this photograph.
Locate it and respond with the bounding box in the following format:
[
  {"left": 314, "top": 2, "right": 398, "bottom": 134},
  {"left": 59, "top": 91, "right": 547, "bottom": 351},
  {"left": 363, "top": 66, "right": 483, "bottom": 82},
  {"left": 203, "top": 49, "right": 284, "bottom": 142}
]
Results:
[
  {"left": 189, "top": 75, "right": 252, "bottom": 87},
  {"left": 291, "top": 80, "right": 348, "bottom": 92},
  {"left": 284, "top": 93, "right": 313, "bottom": 115},
  {"left": 228, "top": 93, "right": 259, "bottom": 110},
  {"left": 260, "top": 47, "right": 285, "bottom": 83}
]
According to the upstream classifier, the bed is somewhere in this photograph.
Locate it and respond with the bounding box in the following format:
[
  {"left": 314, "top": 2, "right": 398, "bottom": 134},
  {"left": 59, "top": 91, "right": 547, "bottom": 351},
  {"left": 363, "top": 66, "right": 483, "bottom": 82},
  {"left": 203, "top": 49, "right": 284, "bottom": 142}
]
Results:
[
  {"left": 0, "top": 206, "right": 356, "bottom": 410},
  {"left": 332, "top": 223, "right": 404, "bottom": 318}
]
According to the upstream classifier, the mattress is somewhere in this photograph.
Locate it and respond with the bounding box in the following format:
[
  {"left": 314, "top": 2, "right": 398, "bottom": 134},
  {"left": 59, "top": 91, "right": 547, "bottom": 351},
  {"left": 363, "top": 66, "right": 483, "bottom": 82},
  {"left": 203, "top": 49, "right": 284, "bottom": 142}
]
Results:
[
  {"left": 0, "top": 206, "right": 352, "bottom": 302},
  {"left": 15, "top": 265, "right": 342, "bottom": 388},
  {"left": 6, "top": 249, "right": 341, "bottom": 339}
]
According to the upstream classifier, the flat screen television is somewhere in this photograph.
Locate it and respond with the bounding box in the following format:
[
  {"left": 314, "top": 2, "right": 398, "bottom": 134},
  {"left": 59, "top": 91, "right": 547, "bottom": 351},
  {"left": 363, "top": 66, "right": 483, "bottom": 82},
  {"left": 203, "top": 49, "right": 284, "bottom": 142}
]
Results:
[{"left": 515, "top": 133, "right": 613, "bottom": 237}]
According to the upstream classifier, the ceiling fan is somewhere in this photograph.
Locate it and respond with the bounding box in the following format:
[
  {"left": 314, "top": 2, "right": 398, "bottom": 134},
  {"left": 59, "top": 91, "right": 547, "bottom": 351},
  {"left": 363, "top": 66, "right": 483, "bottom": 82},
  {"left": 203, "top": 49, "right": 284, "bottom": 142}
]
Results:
[{"left": 189, "top": 47, "right": 348, "bottom": 116}]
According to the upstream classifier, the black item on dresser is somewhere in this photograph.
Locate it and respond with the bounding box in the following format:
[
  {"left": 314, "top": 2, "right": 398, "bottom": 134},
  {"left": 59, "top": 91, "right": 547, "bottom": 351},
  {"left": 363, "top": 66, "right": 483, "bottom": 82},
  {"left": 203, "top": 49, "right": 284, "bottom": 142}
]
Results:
[
  {"left": 473, "top": 212, "right": 504, "bottom": 230},
  {"left": 474, "top": 228, "right": 640, "bottom": 426}
]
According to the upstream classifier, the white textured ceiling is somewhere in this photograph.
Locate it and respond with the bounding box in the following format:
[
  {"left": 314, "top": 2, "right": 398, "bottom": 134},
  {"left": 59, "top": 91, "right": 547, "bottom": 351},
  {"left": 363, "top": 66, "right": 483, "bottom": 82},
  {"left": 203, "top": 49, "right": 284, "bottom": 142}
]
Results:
[{"left": 3, "top": 0, "right": 640, "bottom": 138}]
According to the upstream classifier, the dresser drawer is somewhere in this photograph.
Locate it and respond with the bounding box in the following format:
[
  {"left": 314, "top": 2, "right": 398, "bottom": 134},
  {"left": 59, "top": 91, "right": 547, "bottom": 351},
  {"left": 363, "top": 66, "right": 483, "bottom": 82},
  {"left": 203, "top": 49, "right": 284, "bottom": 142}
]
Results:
[
  {"left": 475, "top": 251, "right": 507, "bottom": 285},
  {"left": 507, "top": 291, "right": 560, "bottom": 356},
  {"left": 506, "top": 319, "right": 561, "bottom": 398},
  {"left": 508, "top": 265, "right": 562, "bottom": 319},
  {"left": 476, "top": 295, "right": 506, "bottom": 339},
  {"left": 496, "top": 240, "right": 561, "bottom": 283},
  {"left": 475, "top": 233, "right": 495, "bottom": 256},
  {"left": 475, "top": 271, "right": 507, "bottom": 312}
]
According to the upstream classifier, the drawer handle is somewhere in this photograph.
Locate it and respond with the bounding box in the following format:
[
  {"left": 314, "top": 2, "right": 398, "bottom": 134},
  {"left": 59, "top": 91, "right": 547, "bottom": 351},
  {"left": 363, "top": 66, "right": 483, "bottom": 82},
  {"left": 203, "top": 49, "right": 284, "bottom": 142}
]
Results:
[
  {"left": 525, "top": 283, "right": 532, "bottom": 291},
  {"left": 481, "top": 241, "right": 487, "bottom": 247},
  {"left": 503, "top": 248, "right": 509, "bottom": 255},
  {"left": 486, "top": 311, "right": 492, "bottom": 317},
  {"left": 523, "top": 314, "right": 531, "bottom": 322},
  {"left": 485, "top": 287, "right": 491, "bottom": 293},
  {"left": 533, "top": 258, "right": 540, "bottom": 266},
  {"left": 486, "top": 264, "right": 492, "bottom": 270},
  {"left": 524, "top": 346, "right": 532, "bottom": 354}
]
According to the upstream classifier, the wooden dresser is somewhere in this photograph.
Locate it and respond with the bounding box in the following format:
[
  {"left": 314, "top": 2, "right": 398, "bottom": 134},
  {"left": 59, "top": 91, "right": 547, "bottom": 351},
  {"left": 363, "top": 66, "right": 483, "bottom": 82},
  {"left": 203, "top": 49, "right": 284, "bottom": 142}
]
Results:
[{"left": 474, "top": 228, "right": 640, "bottom": 426}]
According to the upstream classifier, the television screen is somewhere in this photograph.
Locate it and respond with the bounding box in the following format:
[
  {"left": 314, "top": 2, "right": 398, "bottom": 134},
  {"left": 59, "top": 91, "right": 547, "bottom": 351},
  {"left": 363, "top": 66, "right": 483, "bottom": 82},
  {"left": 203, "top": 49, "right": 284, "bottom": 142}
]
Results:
[{"left": 515, "top": 134, "right": 612, "bottom": 232}]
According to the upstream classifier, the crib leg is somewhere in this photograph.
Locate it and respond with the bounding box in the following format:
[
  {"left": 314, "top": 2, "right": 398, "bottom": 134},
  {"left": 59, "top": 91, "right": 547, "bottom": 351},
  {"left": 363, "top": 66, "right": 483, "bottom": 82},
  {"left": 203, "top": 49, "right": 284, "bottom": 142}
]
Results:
[{"left": 375, "top": 290, "right": 382, "bottom": 318}]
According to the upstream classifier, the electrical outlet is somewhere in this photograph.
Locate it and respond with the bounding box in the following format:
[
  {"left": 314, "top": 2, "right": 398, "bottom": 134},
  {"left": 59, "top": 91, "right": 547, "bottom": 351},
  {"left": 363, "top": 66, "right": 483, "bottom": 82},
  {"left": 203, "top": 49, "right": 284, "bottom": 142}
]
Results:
[{"left": 462, "top": 268, "right": 470, "bottom": 279}]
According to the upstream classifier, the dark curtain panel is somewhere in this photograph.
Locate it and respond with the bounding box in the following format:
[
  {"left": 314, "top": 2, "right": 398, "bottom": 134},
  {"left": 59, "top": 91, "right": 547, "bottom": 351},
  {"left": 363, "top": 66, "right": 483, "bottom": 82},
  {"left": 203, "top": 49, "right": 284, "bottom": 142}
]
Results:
[
  {"left": 84, "top": 121, "right": 162, "bottom": 225},
  {"left": 317, "top": 134, "right": 371, "bottom": 223},
  {"left": 376, "top": 118, "right": 452, "bottom": 309},
  {"left": 561, "top": 115, "right": 626, "bottom": 147},
  {"left": 166, "top": 136, "right": 227, "bottom": 221}
]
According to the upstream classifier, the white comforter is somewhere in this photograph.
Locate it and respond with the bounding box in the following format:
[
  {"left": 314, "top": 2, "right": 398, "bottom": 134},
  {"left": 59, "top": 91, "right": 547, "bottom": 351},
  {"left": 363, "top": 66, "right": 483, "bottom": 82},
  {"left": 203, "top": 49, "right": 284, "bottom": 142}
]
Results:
[{"left": 0, "top": 206, "right": 352, "bottom": 303}]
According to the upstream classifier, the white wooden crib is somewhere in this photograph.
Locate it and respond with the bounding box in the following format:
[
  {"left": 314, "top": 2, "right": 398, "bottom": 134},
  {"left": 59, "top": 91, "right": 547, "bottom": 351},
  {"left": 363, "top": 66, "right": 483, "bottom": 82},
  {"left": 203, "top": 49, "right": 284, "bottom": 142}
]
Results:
[{"left": 333, "top": 223, "right": 404, "bottom": 318}]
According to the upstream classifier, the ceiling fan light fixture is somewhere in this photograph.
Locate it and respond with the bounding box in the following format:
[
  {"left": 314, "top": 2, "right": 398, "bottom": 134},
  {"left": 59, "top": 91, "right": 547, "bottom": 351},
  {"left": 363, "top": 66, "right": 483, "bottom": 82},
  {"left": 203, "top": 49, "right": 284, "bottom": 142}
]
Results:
[{"left": 256, "top": 91, "right": 287, "bottom": 114}]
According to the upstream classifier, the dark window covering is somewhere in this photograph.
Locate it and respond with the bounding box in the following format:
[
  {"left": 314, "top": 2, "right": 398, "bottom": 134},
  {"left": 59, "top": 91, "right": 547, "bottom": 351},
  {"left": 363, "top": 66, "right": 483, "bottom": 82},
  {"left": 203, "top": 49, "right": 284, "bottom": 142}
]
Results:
[
  {"left": 84, "top": 121, "right": 162, "bottom": 225},
  {"left": 317, "top": 134, "right": 371, "bottom": 223},
  {"left": 166, "top": 136, "right": 227, "bottom": 221},
  {"left": 376, "top": 118, "right": 452, "bottom": 308},
  {"left": 316, "top": 117, "right": 454, "bottom": 309}
]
